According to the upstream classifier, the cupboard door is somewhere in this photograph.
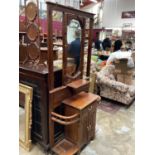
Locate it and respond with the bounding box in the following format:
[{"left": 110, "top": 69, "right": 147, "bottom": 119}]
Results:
[
  {"left": 80, "top": 110, "right": 88, "bottom": 147},
  {"left": 88, "top": 102, "right": 97, "bottom": 141},
  {"left": 90, "top": 108, "right": 96, "bottom": 140}
]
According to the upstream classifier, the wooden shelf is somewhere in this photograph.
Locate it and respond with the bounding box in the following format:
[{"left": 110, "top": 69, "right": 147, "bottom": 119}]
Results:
[
  {"left": 67, "top": 79, "right": 89, "bottom": 93},
  {"left": 67, "top": 79, "right": 89, "bottom": 89},
  {"left": 52, "top": 139, "right": 79, "bottom": 155}
]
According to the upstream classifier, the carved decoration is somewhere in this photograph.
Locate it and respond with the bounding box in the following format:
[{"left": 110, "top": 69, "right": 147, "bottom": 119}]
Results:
[
  {"left": 27, "top": 43, "right": 39, "bottom": 60},
  {"left": 26, "top": 2, "right": 37, "bottom": 22},
  {"left": 27, "top": 23, "right": 39, "bottom": 42},
  {"left": 23, "top": 0, "right": 41, "bottom": 65}
]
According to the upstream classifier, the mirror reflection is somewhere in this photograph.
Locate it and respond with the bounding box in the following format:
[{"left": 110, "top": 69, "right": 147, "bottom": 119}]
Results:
[{"left": 67, "top": 19, "right": 81, "bottom": 76}]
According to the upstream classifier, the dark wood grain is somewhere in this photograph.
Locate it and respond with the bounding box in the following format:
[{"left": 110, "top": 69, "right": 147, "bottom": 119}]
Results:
[{"left": 47, "top": 6, "right": 54, "bottom": 90}]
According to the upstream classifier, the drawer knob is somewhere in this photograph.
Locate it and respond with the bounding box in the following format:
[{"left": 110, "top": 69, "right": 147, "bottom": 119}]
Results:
[
  {"left": 88, "top": 106, "right": 92, "bottom": 111},
  {"left": 87, "top": 125, "right": 91, "bottom": 131},
  {"left": 89, "top": 125, "right": 91, "bottom": 130}
]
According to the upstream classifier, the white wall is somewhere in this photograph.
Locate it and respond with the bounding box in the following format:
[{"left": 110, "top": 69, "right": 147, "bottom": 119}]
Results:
[
  {"left": 82, "top": 0, "right": 135, "bottom": 29},
  {"left": 81, "top": 2, "right": 101, "bottom": 15},
  {"left": 81, "top": 2, "right": 103, "bottom": 28},
  {"left": 103, "top": 0, "right": 135, "bottom": 28}
]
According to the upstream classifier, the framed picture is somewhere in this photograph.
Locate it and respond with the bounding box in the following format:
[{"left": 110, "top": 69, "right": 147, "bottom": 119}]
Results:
[
  {"left": 19, "top": 83, "right": 33, "bottom": 151},
  {"left": 122, "top": 11, "right": 135, "bottom": 19}
]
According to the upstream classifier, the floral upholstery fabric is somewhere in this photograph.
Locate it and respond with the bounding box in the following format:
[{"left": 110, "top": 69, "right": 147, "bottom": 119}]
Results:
[{"left": 97, "top": 65, "right": 135, "bottom": 105}]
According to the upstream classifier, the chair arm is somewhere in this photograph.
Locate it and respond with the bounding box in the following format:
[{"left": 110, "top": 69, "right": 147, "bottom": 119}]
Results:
[{"left": 98, "top": 78, "right": 129, "bottom": 93}]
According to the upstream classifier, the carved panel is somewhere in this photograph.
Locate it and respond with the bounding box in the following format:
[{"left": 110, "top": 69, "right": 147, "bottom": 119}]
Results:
[
  {"left": 24, "top": 0, "right": 41, "bottom": 64},
  {"left": 26, "top": 2, "right": 37, "bottom": 22},
  {"left": 27, "top": 23, "right": 39, "bottom": 42},
  {"left": 27, "top": 43, "right": 39, "bottom": 60}
]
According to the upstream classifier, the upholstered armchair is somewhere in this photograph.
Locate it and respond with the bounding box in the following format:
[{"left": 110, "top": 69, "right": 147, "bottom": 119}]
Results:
[{"left": 96, "top": 65, "right": 135, "bottom": 105}]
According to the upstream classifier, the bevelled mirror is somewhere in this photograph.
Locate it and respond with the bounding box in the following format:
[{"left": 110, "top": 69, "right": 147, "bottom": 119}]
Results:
[
  {"left": 67, "top": 19, "right": 81, "bottom": 74},
  {"left": 64, "top": 16, "right": 84, "bottom": 84}
]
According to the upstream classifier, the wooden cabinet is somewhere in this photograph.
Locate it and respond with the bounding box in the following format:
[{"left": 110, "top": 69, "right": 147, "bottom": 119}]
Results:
[
  {"left": 63, "top": 92, "right": 98, "bottom": 150},
  {"left": 50, "top": 91, "right": 99, "bottom": 154}
]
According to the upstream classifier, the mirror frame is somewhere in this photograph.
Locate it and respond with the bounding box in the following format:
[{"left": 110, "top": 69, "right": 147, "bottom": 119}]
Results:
[{"left": 19, "top": 83, "right": 33, "bottom": 151}]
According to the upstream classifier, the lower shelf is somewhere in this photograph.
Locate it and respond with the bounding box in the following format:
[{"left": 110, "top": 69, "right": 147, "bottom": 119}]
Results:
[{"left": 52, "top": 139, "right": 79, "bottom": 155}]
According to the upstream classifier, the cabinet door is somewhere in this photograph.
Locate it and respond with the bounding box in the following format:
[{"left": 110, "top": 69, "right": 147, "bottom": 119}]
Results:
[
  {"left": 88, "top": 102, "right": 97, "bottom": 141},
  {"left": 80, "top": 110, "right": 88, "bottom": 147}
]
